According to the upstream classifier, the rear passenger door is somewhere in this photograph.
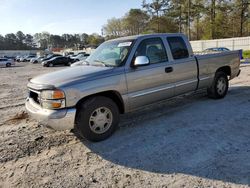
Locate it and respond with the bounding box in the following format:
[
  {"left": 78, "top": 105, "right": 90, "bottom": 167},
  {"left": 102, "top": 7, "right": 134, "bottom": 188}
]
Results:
[
  {"left": 126, "top": 37, "right": 174, "bottom": 110},
  {"left": 166, "top": 36, "right": 198, "bottom": 95}
]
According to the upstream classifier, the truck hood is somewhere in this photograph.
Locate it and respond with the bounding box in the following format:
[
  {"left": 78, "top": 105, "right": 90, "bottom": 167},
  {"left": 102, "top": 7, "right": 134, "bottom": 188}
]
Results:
[{"left": 30, "top": 65, "right": 114, "bottom": 88}]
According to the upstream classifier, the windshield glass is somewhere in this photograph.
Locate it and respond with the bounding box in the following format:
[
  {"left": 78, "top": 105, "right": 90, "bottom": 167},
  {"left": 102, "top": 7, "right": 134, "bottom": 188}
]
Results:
[{"left": 86, "top": 39, "right": 134, "bottom": 67}]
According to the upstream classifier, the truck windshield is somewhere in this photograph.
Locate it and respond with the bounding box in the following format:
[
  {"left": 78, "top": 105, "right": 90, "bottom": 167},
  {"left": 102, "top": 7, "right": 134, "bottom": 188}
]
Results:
[{"left": 86, "top": 39, "right": 134, "bottom": 67}]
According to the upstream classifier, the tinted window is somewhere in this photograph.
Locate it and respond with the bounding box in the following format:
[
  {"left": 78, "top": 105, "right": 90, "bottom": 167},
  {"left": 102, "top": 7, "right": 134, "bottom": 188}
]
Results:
[
  {"left": 167, "top": 37, "right": 189, "bottom": 60},
  {"left": 135, "top": 38, "right": 168, "bottom": 64}
]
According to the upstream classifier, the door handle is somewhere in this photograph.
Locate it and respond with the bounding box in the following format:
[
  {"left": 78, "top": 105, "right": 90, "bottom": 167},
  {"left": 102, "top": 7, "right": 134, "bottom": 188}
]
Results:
[{"left": 165, "top": 67, "right": 173, "bottom": 73}]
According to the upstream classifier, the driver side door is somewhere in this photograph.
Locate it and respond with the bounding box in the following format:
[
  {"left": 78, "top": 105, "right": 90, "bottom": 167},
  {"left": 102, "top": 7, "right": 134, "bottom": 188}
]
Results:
[{"left": 125, "top": 37, "right": 175, "bottom": 111}]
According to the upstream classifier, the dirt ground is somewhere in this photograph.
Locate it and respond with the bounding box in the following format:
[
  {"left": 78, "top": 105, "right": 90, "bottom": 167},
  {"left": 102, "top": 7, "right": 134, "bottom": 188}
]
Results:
[{"left": 0, "top": 62, "right": 250, "bottom": 188}]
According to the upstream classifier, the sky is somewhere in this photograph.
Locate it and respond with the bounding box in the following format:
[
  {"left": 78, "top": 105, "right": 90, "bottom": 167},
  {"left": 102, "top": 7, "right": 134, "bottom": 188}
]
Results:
[{"left": 0, "top": 0, "right": 142, "bottom": 36}]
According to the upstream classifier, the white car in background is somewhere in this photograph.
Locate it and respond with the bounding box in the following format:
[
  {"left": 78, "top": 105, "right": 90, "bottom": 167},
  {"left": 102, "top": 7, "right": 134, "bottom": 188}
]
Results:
[
  {"left": 0, "top": 58, "right": 15, "bottom": 67},
  {"left": 20, "top": 55, "right": 36, "bottom": 62},
  {"left": 30, "top": 56, "right": 45, "bottom": 64},
  {"left": 70, "top": 59, "right": 89, "bottom": 67},
  {"left": 71, "top": 53, "right": 90, "bottom": 62}
]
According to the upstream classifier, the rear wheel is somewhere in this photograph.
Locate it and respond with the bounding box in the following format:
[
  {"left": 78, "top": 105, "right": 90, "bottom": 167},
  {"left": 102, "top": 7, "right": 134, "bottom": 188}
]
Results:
[
  {"left": 207, "top": 71, "right": 228, "bottom": 99},
  {"left": 6, "top": 63, "right": 11, "bottom": 67},
  {"left": 75, "top": 96, "right": 120, "bottom": 142}
]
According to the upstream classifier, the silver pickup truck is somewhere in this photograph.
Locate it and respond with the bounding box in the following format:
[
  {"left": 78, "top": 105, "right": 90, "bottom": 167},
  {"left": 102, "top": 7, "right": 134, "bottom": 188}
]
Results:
[{"left": 26, "top": 33, "right": 241, "bottom": 141}]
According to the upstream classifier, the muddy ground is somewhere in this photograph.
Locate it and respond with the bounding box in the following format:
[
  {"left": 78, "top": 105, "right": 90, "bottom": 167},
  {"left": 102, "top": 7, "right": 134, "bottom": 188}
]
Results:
[{"left": 0, "top": 62, "right": 250, "bottom": 188}]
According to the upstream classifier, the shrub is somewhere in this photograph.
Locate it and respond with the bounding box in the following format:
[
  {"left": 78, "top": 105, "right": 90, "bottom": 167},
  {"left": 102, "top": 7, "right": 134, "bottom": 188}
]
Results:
[{"left": 243, "top": 50, "right": 250, "bottom": 59}]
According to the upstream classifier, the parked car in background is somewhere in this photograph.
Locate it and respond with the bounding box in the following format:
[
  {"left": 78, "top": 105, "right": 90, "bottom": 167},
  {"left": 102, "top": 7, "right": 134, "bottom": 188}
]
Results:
[
  {"left": 20, "top": 55, "right": 36, "bottom": 62},
  {"left": 71, "top": 53, "right": 90, "bottom": 62},
  {"left": 67, "top": 54, "right": 77, "bottom": 58},
  {"left": 70, "top": 59, "right": 88, "bottom": 67},
  {"left": 42, "top": 56, "right": 74, "bottom": 67},
  {"left": 0, "top": 58, "right": 15, "bottom": 67},
  {"left": 30, "top": 56, "right": 45, "bottom": 64},
  {"left": 203, "top": 47, "right": 243, "bottom": 59},
  {"left": 204, "top": 47, "right": 230, "bottom": 52},
  {"left": 3, "top": 56, "right": 16, "bottom": 60},
  {"left": 16, "top": 56, "right": 23, "bottom": 62},
  {"left": 15, "top": 56, "right": 21, "bottom": 62},
  {"left": 26, "top": 33, "right": 241, "bottom": 142},
  {"left": 41, "top": 54, "right": 62, "bottom": 62},
  {"left": 77, "top": 52, "right": 87, "bottom": 55}
]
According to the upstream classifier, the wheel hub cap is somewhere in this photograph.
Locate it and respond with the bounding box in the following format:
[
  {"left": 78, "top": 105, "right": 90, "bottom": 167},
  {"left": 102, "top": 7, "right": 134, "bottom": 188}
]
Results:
[
  {"left": 217, "top": 78, "right": 226, "bottom": 95},
  {"left": 89, "top": 107, "right": 113, "bottom": 134}
]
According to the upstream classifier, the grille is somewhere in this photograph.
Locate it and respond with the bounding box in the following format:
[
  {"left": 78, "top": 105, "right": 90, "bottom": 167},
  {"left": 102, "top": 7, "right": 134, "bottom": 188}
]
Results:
[{"left": 29, "top": 90, "right": 40, "bottom": 105}]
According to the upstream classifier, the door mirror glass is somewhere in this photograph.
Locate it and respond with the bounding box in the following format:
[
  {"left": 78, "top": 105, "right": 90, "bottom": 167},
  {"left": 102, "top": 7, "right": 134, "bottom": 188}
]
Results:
[{"left": 134, "top": 56, "right": 150, "bottom": 67}]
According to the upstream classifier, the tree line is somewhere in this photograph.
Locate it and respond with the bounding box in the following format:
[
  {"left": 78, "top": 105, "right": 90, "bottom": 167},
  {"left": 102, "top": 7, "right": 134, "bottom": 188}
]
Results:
[
  {"left": 103, "top": 0, "right": 250, "bottom": 40},
  {"left": 0, "top": 31, "right": 104, "bottom": 50},
  {"left": 0, "top": 0, "right": 249, "bottom": 50}
]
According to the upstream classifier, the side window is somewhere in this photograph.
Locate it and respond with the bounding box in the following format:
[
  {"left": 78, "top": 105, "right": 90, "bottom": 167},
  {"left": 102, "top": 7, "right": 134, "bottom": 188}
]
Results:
[
  {"left": 167, "top": 37, "right": 189, "bottom": 60},
  {"left": 135, "top": 38, "right": 168, "bottom": 64}
]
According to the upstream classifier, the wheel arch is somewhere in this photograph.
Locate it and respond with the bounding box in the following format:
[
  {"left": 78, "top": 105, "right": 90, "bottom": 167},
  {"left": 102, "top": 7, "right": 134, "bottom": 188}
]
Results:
[
  {"left": 75, "top": 90, "right": 125, "bottom": 114},
  {"left": 216, "top": 66, "right": 231, "bottom": 77}
]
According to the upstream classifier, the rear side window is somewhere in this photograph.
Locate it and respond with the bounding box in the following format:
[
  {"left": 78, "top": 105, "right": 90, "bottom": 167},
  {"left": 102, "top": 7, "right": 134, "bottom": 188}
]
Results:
[
  {"left": 167, "top": 37, "right": 189, "bottom": 60},
  {"left": 135, "top": 38, "right": 168, "bottom": 64}
]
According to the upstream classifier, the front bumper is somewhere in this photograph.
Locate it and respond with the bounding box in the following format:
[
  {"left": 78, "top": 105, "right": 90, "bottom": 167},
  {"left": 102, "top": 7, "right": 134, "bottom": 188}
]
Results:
[{"left": 25, "top": 98, "right": 76, "bottom": 130}]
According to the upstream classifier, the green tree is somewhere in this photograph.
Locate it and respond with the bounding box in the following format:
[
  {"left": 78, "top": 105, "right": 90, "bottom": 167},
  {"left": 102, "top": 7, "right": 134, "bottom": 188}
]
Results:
[
  {"left": 103, "top": 18, "right": 124, "bottom": 38},
  {"left": 123, "top": 9, "right": 149, "bottom": 35},
  {"left": 142, "top": 0, "right": 171, "bottom": 32}
]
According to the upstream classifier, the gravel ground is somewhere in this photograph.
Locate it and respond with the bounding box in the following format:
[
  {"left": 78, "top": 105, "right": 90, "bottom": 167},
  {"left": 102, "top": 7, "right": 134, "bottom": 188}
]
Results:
[{"left": 0, "top": 62, "right": 249, "bottom": 188}]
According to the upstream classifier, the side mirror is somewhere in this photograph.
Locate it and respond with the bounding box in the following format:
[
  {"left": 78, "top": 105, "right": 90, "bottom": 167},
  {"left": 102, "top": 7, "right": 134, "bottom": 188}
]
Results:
[{"left": 133, "top": 56, "right": 150, "bottom": 67}]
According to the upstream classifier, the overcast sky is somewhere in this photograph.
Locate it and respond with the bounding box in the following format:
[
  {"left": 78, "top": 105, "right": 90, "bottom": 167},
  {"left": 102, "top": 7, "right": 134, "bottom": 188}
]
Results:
[{"left": 0, "top": 0, "right": 142, "bottom": 35}]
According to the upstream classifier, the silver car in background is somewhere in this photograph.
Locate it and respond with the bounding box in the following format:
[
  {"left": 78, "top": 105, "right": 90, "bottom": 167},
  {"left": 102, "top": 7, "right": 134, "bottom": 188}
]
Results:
[
  {"left": 30, "top": 56, "right": 45, "bottom": 64},
  {"left": 0, "top": 58, "right": 15, "bottom": 67}
]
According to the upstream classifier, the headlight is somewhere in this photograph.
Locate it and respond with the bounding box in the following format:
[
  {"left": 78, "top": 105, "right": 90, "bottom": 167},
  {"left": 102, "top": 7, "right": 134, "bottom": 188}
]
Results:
[
  {"left": 41, "top": 90, "right": 65, "bottom": 100},
  {"left": 40, "top": 90, "right": 66, "bottom": 109}
]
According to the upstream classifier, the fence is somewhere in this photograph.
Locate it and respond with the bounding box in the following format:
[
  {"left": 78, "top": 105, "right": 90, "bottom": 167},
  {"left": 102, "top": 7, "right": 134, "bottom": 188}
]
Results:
[
  {"left": 190, "top": 36, "right": 250, "bottom": 52},
  {"left": 0, "top": 50, "right": 40, "bottom": 57}
]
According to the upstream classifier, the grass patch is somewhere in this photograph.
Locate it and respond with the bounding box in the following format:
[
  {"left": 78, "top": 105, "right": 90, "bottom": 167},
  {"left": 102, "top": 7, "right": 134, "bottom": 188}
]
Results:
[{"left": 243, "top": 50, "right": 250, "bottom": 59}]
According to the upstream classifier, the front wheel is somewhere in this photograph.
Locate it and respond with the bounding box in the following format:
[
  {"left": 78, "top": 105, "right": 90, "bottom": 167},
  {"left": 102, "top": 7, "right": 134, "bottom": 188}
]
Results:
[
  {"left": 207, "top": 71, "right": 229, "bottom": 99},
  {"left": 6, "top": 63, "right": 11, "bottom": 67},
  {"left": 75, "top": 96, "right": 120, "bottom": 142}
]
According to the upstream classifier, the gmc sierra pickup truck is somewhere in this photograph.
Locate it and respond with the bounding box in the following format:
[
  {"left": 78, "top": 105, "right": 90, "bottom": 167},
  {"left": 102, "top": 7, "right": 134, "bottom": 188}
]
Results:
[{"left": 26, "top": 33, "right": 241, "bottom": 141}]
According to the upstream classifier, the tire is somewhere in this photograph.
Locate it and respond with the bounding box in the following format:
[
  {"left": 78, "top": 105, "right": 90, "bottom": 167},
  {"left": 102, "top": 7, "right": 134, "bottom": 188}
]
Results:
[
  {"left": 48, "top": 63, "right": 53, "bottom": 67},
  {"left": 75, "top": 96, "right": 120, "bottom": 142},
  {"left": 6, "top": 63, "right": 11, "bottom": 67},
  {"left": 34, "top": 60, "right": 38, "bottom": 64},
  {"left": 207, "top": 71, "right": 229, "bottom": 99},
  {"left": 67, "top": 62, "right": 72, "bottom": 66}
]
